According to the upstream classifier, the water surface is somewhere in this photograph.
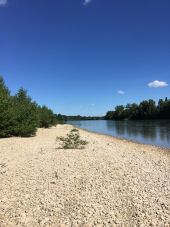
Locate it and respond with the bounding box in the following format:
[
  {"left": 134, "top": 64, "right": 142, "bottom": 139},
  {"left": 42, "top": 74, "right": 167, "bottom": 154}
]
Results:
[{"left": 67, "top": 120, "right": 170, "bottom": 148}]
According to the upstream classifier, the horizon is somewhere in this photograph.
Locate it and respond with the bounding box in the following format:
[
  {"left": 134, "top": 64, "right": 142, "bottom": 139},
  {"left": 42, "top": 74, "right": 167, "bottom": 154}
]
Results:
[{"left": 0, "top": 0, "right": 170, "bottom": 116}]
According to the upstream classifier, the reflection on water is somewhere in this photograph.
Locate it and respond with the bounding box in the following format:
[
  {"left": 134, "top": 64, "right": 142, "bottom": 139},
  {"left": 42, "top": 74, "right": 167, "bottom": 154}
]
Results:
[{"left": 67, "top": 120, "right": 170, "bottom": 148}]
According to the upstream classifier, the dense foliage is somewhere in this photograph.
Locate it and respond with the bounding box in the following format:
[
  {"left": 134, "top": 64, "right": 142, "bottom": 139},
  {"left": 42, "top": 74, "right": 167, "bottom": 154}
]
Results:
[
  {"left": 0, "top": 76, "right": 63, "bottom": 138},
  {"left": 11, "top": 88, "right": 39, "bottom": 137},
  {"left": 0, "top": 77, "right": 13, "bottom": 137},
  {"left": 105, "top": 98, "right": 170, "bottom": 120}
]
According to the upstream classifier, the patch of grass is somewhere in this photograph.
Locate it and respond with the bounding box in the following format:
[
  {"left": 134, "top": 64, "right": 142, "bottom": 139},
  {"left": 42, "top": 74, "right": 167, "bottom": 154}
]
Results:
[{"left": 56, "top": 129, "right": 88, "bottom": 149}]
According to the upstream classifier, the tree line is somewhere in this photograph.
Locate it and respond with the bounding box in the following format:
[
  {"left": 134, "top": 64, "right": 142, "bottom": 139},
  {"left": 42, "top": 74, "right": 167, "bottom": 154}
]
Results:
[
  {"left": 105, "top": 98, "right": 170, "bottom": 120},
  {"left": 0, "top": 76, "right": 64, "bottom": 138},
  {"left": 63, "top": 115, "right": 104, "bottom": 121}
]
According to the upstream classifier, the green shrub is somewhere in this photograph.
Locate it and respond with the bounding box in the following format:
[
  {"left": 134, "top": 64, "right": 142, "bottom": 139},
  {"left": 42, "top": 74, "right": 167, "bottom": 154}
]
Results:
[{"left": 56, "top": 129, "right": 88, "bottom": 149}]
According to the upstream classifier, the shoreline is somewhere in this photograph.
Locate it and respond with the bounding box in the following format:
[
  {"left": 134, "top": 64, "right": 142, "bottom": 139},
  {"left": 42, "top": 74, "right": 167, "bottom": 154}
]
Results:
[
  {"left": 0, "top": 124, "right": 170, "bottom": 226},
  {"left": 68, "top": 124, "right": 170, "bottom": 153}
]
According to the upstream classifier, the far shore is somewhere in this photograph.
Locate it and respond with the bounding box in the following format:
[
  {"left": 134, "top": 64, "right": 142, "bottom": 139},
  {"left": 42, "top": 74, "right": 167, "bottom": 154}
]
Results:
[{"left": 0, "top": 124, "right": 169, "bottom": 226}]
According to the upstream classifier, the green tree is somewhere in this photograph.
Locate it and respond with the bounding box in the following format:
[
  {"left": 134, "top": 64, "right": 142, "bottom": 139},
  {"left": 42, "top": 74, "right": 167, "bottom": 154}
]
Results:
[
  {"left": 105, "top": 111, "right": 114, "bottom": 120},
  {"left": 55, "top": 114, "right": 64, "bottom": 124},
  {"left": 0, "top": 76, "right": 13, "bottom": 137},
  {"left": 126, "top": 103, "right": 139, "bottom": 119},
  {"left": 105, "top": 98, "right": 170, "bottom": 120},
  {"left": 12, "top": 88, "right": 38, "bottom": 137},
  {"left": 158, "top": 98, "right": 170, "bottom": 119},
  {"left": 138, "top": 99, "right": 157, "bottom": 119},
  {"left": 114, "top": 105, "right": 125, "bottom": 120},
  {"left": 38, "top": 105, "right": 56, "bottom": 128}
]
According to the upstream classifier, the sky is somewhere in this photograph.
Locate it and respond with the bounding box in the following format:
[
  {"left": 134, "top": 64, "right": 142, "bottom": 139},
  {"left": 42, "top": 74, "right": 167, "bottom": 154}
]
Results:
[{"left": 0, "top": 0, "right": 170, "bottom": 116}]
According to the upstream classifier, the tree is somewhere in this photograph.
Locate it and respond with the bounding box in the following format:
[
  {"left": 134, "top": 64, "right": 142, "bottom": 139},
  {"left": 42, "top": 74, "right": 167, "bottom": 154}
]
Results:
[
  {"left": 11, "top": 88, "right": 38, "bottom": 137},
  {"left": 138, "top": 99, "right": 157, "bottom": 119},
  {"left": 38, "top": 105, "right": 56, "bottom": 128},
  {"left": 114, "top": 105, "right": 125, "bottom": 120},
  {"left": 126, "top": 103, "right": 139, "bottom": 120},
  {"left": 105, "top": 98, "right": 170, "bottom": 121},
  {"left": 0, "top": 76, "right": 13, "bottom": 137},
  {"left": 105, "top": 111, "right": 114, "bottom": 120},
  {"left": 55, "top": 114, "right": 64, "bottom": 124},
  {"left": 158, "top": 98, "right": 170, "bottom": 119},
  {"left": 0, "top": 76, "right": 63, "bottom": 138}
]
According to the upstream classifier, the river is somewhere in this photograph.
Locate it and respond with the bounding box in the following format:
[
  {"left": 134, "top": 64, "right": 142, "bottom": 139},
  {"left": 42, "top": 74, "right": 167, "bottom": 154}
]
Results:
[{"left": 67, "top": 120, "right": 170, "bottom": 148}]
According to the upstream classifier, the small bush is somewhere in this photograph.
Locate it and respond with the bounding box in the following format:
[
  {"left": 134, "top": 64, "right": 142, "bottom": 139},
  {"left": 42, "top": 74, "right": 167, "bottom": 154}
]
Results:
[{"left": 56, "top": 129, "right": 88, "bottom": 149}]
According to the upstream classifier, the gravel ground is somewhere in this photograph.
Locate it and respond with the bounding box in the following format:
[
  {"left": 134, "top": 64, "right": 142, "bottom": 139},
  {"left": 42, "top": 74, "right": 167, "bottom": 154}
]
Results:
[{"left": 0, "top": 124, "right": 170, "bottom": 227}]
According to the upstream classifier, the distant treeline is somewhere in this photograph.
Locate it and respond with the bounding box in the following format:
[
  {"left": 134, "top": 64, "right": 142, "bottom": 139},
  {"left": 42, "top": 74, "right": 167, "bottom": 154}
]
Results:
[
  {"left": 105, "top": 98, "right": 170, "bottom": 120},
  {"left": 0, "top": 76, "right": 63, "bottom": 138},
  {"left": 63, "top": 115, "right": 104, "bottom": 121}
]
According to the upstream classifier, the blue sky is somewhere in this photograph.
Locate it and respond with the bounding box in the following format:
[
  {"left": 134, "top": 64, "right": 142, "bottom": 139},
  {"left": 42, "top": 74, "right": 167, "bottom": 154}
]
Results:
[{"left": 0, "top": 0, "right": 170, "bottom": 116}]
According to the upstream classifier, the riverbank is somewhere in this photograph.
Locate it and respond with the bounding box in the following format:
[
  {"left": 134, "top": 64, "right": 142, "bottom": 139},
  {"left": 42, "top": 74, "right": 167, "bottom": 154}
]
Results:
[
  {"left": 67, "top": 119, "right": 170, "bottom": 148},
  {"left": 0, "top": 124, "right": 170, "bottom": 226}
]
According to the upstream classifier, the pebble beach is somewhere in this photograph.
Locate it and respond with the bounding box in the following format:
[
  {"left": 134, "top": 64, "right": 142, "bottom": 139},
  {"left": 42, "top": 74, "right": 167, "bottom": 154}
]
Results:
[{"left": 0, "top": 124, "right": 170, "bottom": 227}]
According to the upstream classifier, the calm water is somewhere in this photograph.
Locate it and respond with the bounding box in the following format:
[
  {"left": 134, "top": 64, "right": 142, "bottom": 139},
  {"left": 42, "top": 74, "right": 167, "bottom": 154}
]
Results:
[{"left": 67, "top": 120, "right": 170, "bottom": 148}]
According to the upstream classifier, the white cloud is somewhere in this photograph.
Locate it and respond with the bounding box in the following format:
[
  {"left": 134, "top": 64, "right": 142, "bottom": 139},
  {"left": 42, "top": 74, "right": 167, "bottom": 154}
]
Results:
[
  {"left": 83, "top": 0, "right": 92, "bottom": 6},
  {"left": 0, "top": 0, "right": 7, "bottom": 6},
  {"left": 148, "top": 80, "right": 168, "bottom": 88},
  {"left": 117, "top": 90, "right": 125, "bottom": 95}
]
